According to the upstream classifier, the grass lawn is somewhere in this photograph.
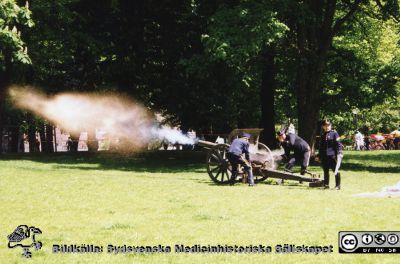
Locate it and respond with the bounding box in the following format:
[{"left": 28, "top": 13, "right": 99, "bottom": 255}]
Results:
[{"left": 0, "top": 150, "right": 399, "bottom": 263}]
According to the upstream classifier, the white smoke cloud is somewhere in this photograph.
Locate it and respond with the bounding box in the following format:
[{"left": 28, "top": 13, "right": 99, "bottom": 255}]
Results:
[
  {"left": 9, "top": 86, "right": 196, "bottom": 149},
  {"left": 151, "top": 127, "right": 195, "bottom": 145},
  {"left": 270, "top": 148, "right": 285, "bottom": 157},
  {"left": 353, "top": 181, "right": 400, "bottom": 198}
]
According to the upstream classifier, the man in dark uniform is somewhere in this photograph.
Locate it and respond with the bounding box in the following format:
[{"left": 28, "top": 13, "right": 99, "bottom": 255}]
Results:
[
  {"left": 227, "top": 133, "right": 254, "bottom": 186},
  {"left": 277, "top": 131, "right": 311, "bottom": 175},
  {"left": 318, "top": 120, "right": 343, "bottom": 190}
]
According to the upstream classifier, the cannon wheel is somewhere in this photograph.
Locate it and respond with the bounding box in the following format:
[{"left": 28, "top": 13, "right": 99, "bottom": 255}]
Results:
[
  {"left": 256, "top": 143, "right": 274, "bottom": 180},
  {"left": 206, "top": 143, "right": 272, "bottom": 184},
  {"left": 206, "top": 144, "right": 232, "bottom": 184}
]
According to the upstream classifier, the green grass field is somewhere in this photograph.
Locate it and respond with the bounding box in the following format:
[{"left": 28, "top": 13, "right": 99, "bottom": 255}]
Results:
[{"left": 1, "top": 150, "right": 399, "bottom": 263}]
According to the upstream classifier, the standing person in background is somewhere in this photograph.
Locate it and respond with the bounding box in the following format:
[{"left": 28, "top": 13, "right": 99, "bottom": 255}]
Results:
[
  {"left": 318, "top": 120, "right": 343, "bottom": 190},
  {"left": 287, "top": 123, "right": 296, "bottom": 134},
  {"left": 390, "top": 127, "right": 400, "bottom": 150},
  {"left": 354, "top": 130, "right": 364, "bottom": 150},
  {"left": 66, "top": 136, "right": 73, "bottom": 151},
  {"left": 362, "top": 126, "right": 370, "bottom": 150}
]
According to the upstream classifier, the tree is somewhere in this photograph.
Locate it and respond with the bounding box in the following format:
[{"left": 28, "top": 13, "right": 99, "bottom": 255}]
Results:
[
  {"left": 319, "top": 3, "right": 400, "bottom": 134},
  {"left": 0, "top": 0, "right": 33, "bottom": 153},
  {"left": 278, "top": 0, "right": 399, "bottom": 150},
  {"left": 23, "top": 0, "right": 114, "bottom": 152},
  {"left": 3, "top": 0, "right": 399, "bottom": 154},
  {"left": 198, "top": 1, "right": 287, "bottom": 146}
]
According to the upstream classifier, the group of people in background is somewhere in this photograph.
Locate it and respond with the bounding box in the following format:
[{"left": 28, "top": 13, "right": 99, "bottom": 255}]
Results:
[{"left": 353, "top": 127, "right": 400, "bottom": 151}]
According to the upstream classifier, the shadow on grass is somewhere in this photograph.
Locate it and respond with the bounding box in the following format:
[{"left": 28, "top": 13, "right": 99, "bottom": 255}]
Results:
[
  {"left": 340, "top": 150, "right": 400, "bottom": 174},
  {"left": 0, "top": 151, "right": 206, "bottom": 174},
  {"left": 197, "top": 177, "right": 323, "bottom": 190},
  {"left": 341, "top": 163, "right": 400, "bottom": 174},
  {"left": 1, "top": 150, "right": 399, "bottom": 176},
  {"left": 344, "top": 150, "right": 400, "bottom": 163}
]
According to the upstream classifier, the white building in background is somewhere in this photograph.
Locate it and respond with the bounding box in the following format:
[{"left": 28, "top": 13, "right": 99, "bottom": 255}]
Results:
[{"left": 21, "top": 128, "right": 109, "bottom": 152}]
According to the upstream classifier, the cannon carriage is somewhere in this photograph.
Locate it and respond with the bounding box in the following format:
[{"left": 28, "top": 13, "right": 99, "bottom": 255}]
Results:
[{"left": 197, "top": 128, "right": 323, "bottom": 187}]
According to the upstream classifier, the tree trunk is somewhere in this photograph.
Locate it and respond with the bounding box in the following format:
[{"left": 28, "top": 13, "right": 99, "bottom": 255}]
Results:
[
  {"left": 259, "top": 45, "right": 278, "bottom": 149},
  {"left": 295, "top": 56, "right": 327, "bottom": 152},
  {"left": 292, "top": 0, "right": 363, "bottom": 152},
  {"left": 45, "top": 123, "right": 54, "bottom": 153},
  {"left": 27, "top": 113, "right": 38, "bottom": 152},
  {"left": 295, "top": 22, "right": 336, "bottom": 151},
  {"left": 53, "top": 126, "right": 58, "bottom": 152},
  {"left": 295, "top": 51, "right": 313, "bottom": 149},
  {"left": 69, "top": 132, "right": 80, "bottom": 152},
  {"left": 294, "top": 1, "right": 334, "bottom": 152},
  {"left": 87, "top": 128, "right": 98, "bottom": 152},
  {"left": 39, "top": 122, "right": 46, "bottom": 152},
  {"left": 9, "top": 126, "right": 20, "bottom": 153},
  {"left": 19, "top": 133, "right": 25, "bottom": 152},
  {"left": 117, "top": 0, "right": 145, "bottom": 95},
  {"left": 0, "top": 88, "right": 5, "bottom": 154},
  {"left": 0, "top": 49, "right": 12, "bottom": 154}
]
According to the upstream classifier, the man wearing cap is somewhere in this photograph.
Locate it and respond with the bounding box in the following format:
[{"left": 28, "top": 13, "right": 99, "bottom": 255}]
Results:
[
  {"left": 277, "top": 131, "right": 311, "bottom": 175},
  {"left": 227, "top": 133, "right": 254, "bottom": 186},
  {"left": 318, "top": 120, "right": 343, "bottom": 190}
]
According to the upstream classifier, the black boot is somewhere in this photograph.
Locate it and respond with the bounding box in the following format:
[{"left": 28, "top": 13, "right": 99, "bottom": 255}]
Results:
[
  {"left": 335, "top": 173, "right": 341, "bottom": 190},
  {"left": 323, "top": 173, "right": 329, "bottom": 189},
  {"left": 229, "top": 173, "right": 237, "bottom": 185},
  {"left": 284, "top": 163, "right": 294, "bottom": 173}
]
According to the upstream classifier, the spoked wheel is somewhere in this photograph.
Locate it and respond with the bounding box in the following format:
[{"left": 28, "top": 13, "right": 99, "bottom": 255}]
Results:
[
  {"left": 252, "top": 143, "right": 274, "bottom": 181},
  {"left": 206, "top": 144, "right": 232, "bottom": 184}
]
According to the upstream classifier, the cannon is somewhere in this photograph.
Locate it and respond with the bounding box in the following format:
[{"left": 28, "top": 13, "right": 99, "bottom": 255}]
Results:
[{"left": 197, "top": 129, "right": 323, "bottom": 187}]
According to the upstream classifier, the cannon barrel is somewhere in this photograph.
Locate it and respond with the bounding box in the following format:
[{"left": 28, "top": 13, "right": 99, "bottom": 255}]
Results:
[{"left": 196, "top": 139, "right": 219, "bottom": 148}]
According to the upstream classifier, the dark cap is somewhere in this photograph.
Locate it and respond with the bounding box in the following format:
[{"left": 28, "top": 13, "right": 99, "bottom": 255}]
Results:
[
  {"left": 240, "top": 132, "right": 251, "bottom": 139},
  {"left": 322, "top": 120, "right": 331, "bottom": 126}
]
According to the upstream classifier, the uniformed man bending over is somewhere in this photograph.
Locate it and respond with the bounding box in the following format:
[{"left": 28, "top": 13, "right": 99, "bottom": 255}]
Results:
[
  {"left": 277, "top": 131, "right": 311, "bottom": 175},
  {"left": 227, "top": 133, "right": 254, "bottom": 186}
]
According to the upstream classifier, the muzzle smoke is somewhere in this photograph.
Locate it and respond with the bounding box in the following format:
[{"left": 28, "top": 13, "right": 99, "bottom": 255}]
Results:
[
  {"left": 249, "top": 146, "right": 284, "bottom": 169},
  {"left": 8, "top": 86, "right": 196, "bottom": 149}
]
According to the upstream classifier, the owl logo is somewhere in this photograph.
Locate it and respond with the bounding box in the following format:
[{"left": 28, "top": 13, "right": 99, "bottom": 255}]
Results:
[{"left": 7, "top": 225, "right": 42, "bottom": 258}]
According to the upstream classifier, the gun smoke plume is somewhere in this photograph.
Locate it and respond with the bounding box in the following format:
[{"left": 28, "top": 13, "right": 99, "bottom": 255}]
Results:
[{"left": 8, "top": 86, "right": 196, "bottom": 149}]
